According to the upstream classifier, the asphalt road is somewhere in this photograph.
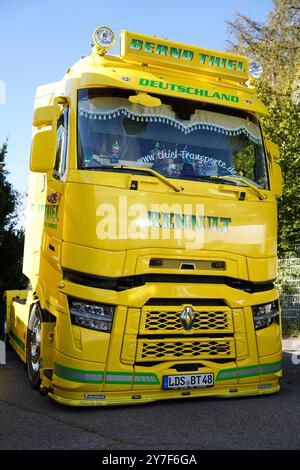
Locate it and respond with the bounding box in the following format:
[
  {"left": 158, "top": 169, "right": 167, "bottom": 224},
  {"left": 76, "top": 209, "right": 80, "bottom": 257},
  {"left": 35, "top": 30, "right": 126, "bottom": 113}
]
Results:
[{"left": 0, "top": 340, "right": 300, "bottom": 451}]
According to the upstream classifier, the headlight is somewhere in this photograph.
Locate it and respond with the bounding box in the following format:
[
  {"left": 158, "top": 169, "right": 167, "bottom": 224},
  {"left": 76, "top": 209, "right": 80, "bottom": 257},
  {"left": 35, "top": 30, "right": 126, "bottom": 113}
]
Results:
[
  {"left": 69, "top": 297, "right": 115, "bottom": 333},
  {"left": 252, "top": 301, "right": 279, "bottom": 330}
]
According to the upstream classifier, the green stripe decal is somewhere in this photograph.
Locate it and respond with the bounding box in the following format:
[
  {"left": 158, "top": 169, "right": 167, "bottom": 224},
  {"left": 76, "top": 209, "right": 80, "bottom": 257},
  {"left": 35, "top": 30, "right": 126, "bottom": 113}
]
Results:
[
  {"left": 105, "top": 372, "right": 134, "bottom": 384},
  {"left": 134, "top": 373, "right": 160, "bottom": 385},
  {"left": 216, "top": 360, "right": 282, "bottom": 381},
  {"left": 43, "top": 360, "right": 283, "bottom": 385},
  {"left": 261, "top": 362, "right": 282, "bottom": 375},
  {"left": 105, "top": 371, "right": 159, "bottom": 385},
  {"left": 53, "top": 364, "right": 159, "bottom": 385},
  {"left": 54, "top": 363, "right": 103, "bottom": 384},
  {"left": 9, "top": 331, "right": 25, "bottom": 351}
]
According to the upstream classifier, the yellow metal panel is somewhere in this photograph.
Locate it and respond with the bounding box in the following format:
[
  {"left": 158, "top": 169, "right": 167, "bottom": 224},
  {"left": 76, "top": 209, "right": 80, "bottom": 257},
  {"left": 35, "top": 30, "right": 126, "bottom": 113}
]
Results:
[
  {"left": 233, "top": 308, "right": 249, "bottom": 360},
  {"left": 23, "top": 172, "right": 46, "bottom": 285},
  {"left": 103, "top": 306, "right": 134, "bottom": 391},
  {"left": 72, "top": 326, "right": 82, "bottom": 351},
  {"left": 53, "top": 349, "right": 105, "bottom": 392},
  {"left": 120, "top": 308, "right": 140, "bottom": 364},
  {"left": 247, "top": 257, "right": 277, "bottom": 282},
  {"left": 237, "top": 307, "right": 260, "bottom": 384},
  {"left": 54, "top": 302, "right": 111, "bottom": 364},
  {"left": 120, "top": 31, "right": 249, "bottom": 82},
  {"left": 41, "top": 323, "right": 55, "bottom": 369},
  {"left": 259, "top": 352, "right": 282, "bottom": 382},
  {"left": 79, "top": 69, "right": 267, "bottom": 114},
  {"left": 256, "top": 323, "right": 282, "bottom": 357},
  {"left": 121, "top": 335, "right": 137, "bottom": 364},
  {"left": 63, "top": 182, "right": 277, "bottom": 259},
  {"left": 61, "top": 241, "right": 126, "bottom": 278},
  {"left": 7, "top": 296, "right": 30, "bottom": 364},
  {"left": 124, "top": 308, "right": 140, "bottom": 335}
]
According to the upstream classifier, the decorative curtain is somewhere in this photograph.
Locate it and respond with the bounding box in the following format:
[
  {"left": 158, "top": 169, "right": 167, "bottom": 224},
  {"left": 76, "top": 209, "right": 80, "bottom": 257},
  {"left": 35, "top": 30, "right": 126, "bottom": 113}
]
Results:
[{"left": 78, "top": 97, "right": 262, "bottom": 144}]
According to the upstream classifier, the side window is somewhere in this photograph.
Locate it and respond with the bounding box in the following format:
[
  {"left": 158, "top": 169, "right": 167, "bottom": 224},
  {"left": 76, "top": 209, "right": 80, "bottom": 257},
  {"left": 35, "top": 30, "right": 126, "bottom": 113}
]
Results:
[{"left": 53, "top": 107, "right": 68, "bottom": 179}]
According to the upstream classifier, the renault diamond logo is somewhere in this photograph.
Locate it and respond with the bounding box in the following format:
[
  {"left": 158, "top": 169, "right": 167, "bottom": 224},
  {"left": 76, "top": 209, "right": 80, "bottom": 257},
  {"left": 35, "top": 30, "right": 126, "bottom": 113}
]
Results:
[{"left": 180, "top": 306, "right": 196, "bottom": 330}]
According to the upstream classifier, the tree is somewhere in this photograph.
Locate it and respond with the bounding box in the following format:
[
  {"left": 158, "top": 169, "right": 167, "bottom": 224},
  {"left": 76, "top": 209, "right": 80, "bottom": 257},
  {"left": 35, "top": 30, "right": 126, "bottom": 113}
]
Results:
[
  {"left": 0, "top": 141, "right": 27, "bottom": 301},
  {"left": 226, "top": 0, "right": 300, "bottom": 91},
  {"left": 226, "top": 0, "right": 300, "bottom": 253}
]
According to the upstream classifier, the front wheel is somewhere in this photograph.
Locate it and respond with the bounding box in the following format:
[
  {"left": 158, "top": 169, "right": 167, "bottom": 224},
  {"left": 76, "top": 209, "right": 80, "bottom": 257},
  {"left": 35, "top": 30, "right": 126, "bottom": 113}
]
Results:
[{"left": 26, "top": 303, "right": 42, "bottom": 389}]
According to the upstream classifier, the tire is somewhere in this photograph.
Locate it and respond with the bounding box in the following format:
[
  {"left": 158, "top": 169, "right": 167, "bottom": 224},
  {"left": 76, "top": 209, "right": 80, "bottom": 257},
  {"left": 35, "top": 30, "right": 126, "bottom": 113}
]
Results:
[{"left": 26, "top": 303, "right": 42, "bottom": 389}]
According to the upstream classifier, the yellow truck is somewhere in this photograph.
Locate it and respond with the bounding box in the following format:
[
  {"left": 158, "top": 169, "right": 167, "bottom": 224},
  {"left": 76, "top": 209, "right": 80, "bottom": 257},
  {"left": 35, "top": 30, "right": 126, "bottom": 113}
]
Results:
[{"left": 1, "top": 27, "right": 283, "bottom": 406}]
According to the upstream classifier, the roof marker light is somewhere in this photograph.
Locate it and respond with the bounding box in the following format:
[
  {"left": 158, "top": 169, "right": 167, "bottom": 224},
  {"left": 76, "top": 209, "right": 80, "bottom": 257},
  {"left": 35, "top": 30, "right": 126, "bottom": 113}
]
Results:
[{"left": 249, "top": 60, "right": 263, "bottom": 79}]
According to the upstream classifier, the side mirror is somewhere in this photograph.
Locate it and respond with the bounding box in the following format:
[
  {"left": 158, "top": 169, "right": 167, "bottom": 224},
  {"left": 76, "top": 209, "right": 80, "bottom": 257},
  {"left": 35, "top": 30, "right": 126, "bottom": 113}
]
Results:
[
  {"left": 266, "top": 139, "right": 280, "bottom": 161},
  {"left": 272, "top": 161, "right": 283, "bottom": 199},
  {"left": 30, "top": 128, "right": 57, "bottom": 173},
  {"left": 266, "top": 139, "right": 283, "bottom": 198},
  {"left": 33, "top": 105, "right": 60, "bottom": 127},
  {"left": 30, "top": 104, "right": 60, "bottom": 173}
]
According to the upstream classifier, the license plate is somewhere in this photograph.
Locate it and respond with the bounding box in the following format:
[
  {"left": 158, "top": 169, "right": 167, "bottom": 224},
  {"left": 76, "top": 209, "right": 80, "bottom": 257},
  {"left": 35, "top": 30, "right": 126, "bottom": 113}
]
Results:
[{"left": 163, "top": 373, "right": 214, "bottom": 390}]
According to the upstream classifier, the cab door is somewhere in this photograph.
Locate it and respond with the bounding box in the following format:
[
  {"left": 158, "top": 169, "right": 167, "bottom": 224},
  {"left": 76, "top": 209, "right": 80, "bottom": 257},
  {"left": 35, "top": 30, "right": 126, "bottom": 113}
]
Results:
[{"left": 44, "top": 107, "right": 69, "bottom": 279}]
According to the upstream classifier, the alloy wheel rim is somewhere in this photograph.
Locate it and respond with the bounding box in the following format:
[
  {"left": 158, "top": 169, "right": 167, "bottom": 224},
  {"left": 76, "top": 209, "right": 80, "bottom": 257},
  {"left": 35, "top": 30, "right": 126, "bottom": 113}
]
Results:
[{"left": 29, "top": 311, "right": 41, "bottom": 373}]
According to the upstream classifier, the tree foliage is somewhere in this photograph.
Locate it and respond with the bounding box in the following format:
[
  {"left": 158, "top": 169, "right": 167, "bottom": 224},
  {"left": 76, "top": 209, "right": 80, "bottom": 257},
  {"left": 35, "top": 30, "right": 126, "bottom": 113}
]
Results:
[
  {"left": 226, "top": 0, "right": 300, "bottom": 253},
  {"left": 0, "top": 141, "right": 28, "bottom": 300}
]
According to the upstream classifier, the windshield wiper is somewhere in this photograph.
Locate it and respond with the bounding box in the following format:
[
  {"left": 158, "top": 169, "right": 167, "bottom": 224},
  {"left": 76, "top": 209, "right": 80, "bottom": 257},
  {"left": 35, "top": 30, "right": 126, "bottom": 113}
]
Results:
[
  {"left": 210, "top": 175, "right": 267, "bottom": 200},
  {"left": 183, "top": 174, "right": 267, "bottom": 200},
  {"left": 117, "top": 165, "right": 184, "bottom": 192},
  {"left": 83, "top": 165, "right": 265, "bottom": 199},
  {"left": 86, "top": 164, "right": 183, "bottom": 192},
  {"left": 182, "top": 174, "right": 238, "bottom": 185}
]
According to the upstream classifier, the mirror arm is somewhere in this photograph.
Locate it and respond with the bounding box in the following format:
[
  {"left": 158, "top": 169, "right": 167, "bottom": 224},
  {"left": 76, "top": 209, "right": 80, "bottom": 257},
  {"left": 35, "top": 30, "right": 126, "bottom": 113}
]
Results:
[{"left": 53, "top": 96, "right": 69, "bottom": 107}]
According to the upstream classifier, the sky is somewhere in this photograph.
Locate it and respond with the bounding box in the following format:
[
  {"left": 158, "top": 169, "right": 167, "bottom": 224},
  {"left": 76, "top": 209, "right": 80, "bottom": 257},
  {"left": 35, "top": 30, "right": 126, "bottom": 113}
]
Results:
[{"left": 0, "top": 0, "right": 273, "bottom": 195}]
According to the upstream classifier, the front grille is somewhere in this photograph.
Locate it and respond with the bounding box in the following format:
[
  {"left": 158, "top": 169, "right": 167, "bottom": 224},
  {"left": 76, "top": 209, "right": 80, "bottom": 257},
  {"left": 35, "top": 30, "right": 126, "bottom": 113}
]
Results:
[
  {"left": 121, "top": 301, "right": 237, "bottom": 365},
  {"left": 140, "top": 306, "right": 233, "bottom": 334},
  {"left": 136, "top": 338, "right": 235, "bottom": 362}
]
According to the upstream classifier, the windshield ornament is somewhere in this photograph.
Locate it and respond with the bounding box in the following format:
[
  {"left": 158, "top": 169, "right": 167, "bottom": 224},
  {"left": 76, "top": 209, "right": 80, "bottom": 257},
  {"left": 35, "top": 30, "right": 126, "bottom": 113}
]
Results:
[{"left": 108, "top": 141, "right": 120, "bottom": 164}]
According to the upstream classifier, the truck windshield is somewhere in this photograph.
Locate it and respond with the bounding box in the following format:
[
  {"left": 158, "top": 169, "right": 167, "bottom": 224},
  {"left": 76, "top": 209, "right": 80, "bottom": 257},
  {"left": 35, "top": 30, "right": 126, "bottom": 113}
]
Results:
[{"left": 77, "top": 89, "right": 269, "bottom": 189}]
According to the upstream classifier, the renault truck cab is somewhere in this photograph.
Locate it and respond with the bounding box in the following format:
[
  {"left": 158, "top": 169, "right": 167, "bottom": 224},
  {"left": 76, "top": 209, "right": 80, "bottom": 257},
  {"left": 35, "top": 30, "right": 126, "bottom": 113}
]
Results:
[{"left": 2, "top": 27, "right": 283, "bottom": 405}]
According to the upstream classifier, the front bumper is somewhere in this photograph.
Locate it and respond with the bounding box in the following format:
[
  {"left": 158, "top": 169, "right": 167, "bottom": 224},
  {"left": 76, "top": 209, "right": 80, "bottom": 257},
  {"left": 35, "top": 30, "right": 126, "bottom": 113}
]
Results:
[
  {"left": 45, "top": 277, "right": 282, "bottom": 406},
  {"left": 45, "top": 351, "right": 282, "bottom": 406},
  {"left": 48, "top": 380, "right": 281, "bottom": 407}
]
